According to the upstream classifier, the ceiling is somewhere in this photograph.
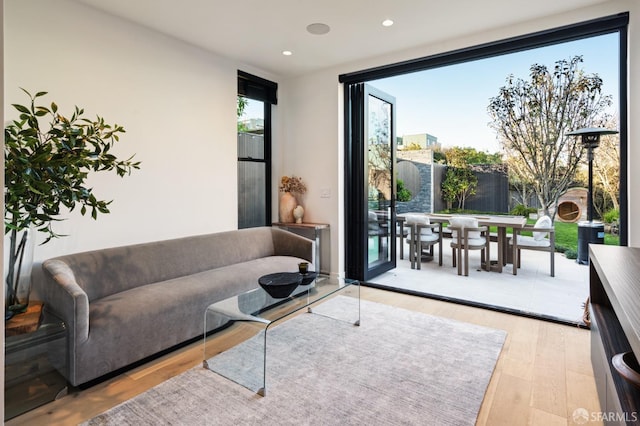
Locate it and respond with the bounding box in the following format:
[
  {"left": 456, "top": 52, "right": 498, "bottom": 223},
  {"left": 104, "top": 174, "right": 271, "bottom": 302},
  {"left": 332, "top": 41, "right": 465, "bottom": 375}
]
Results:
[{"left": 73, "top": 0, "right": 612, "bottom": 77}]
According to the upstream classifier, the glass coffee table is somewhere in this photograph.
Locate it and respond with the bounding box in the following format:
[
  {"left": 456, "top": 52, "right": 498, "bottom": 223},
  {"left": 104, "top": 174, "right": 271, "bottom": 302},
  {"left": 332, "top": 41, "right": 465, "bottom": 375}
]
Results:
[{"left": 202, "top": 274, "right": 359, "bottom": 396}]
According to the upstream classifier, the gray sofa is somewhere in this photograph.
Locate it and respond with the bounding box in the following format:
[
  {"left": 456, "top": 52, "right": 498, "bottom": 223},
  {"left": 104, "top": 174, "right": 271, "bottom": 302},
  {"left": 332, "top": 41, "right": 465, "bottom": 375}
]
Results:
[{"left": 37, "top": 227, "right": 313, "bottom": 386}]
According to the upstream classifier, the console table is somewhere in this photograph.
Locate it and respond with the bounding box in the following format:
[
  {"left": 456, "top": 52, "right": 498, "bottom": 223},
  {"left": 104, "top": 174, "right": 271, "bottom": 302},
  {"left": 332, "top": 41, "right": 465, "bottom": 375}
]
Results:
[{"left": 589, "top": 245, "right": 640, "bottom": 425}]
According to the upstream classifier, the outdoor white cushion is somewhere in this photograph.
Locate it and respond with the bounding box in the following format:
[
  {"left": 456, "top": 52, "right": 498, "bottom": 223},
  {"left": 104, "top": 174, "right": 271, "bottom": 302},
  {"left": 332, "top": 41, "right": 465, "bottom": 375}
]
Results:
[
  {"left": 405, "top": 213, "right": 433, "bottom": 236},
  {"left": 517, "top": 235, "right": 551, "bottom": 247},
  {"left": 462, "top": 237, "right": 487, "bottom": 247},
  {"left": 533, "top": 215, "right": 553, "bottom": 240},
  {"left": 449, "top": 216, "right": 481, "bottom": 240}
]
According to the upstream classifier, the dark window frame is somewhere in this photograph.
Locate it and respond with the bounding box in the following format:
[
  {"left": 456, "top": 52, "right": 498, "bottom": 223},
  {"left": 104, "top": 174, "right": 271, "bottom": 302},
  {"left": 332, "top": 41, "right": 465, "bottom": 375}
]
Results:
[
  {"left": 237, "top": 71, "right": 277, "bottom": 228},
  {"left": 342, "top": 12, "right": 629, "bottom": 248}
]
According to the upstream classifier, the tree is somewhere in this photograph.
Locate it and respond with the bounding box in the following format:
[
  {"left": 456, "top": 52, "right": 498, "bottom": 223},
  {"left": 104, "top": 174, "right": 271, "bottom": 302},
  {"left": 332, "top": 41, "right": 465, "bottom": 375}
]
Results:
[
  {"left": 505, "top": 155, "right": 536, "bottom": 209},
  {"left": 368, "top": 143, "right": 392, "bottom": 202},
  {"left": 367, "top": 105, "right": 392, "bottom": 202},
  {"left": 441, "top": 147, "right": 479, "bottom": 210},
  {"left": 488, "top": 56, "right": 612, "bottom": 220},
  {"left": 237, "top": 96, "right": 248, "bottom": 117},
  {"left": 4, "top": 89, "right": 140, "bottom": 312},
  {"left": 592, "top": 124, "right": 620, "bottom": 214},
  {"left": 443, "top": 146, "right": 502, "bottom": 165},
  {"left": 237, "top": 96, "right": 249, "bottom": 132},
  {"left": 442, "top": 167, "right": 477, "bottom": 210},
  {"left": 433, "top": 150, "right": 446, "bottom": 164}
]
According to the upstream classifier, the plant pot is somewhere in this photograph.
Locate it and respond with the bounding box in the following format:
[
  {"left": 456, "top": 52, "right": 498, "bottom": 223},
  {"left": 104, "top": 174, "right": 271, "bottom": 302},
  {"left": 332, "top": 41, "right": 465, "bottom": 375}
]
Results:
[
  {"left": 5, "top": 227, "right": 35, "bottom": 317},
  {"left": 279, "top": 192, "right": 297, "bottom": 223}
]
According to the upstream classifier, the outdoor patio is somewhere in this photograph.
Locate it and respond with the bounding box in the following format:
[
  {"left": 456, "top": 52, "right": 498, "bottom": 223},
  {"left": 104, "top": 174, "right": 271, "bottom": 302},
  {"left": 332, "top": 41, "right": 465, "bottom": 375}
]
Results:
[{"left": 370, "top": 239, "right": 590, "bottom": 325}]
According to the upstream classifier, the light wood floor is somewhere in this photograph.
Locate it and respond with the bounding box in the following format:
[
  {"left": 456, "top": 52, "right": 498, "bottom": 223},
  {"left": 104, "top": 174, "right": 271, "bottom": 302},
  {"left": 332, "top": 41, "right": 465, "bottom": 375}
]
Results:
[{"left": 8, "top": 287, "right": 602, "bottom": 426}]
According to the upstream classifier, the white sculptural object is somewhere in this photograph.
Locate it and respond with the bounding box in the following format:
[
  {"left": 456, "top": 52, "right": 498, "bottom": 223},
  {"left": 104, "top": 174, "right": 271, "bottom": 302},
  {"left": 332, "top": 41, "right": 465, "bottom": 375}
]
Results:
[{"left": 293, "top": 205, "right": 304, "bottom": 223}]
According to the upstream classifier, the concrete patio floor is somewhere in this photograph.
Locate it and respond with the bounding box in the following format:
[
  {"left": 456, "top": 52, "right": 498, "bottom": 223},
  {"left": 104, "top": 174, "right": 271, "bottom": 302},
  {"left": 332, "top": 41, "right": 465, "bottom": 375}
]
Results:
[{"left": 370, "top": 240, "right": 590, "bottom": 325}]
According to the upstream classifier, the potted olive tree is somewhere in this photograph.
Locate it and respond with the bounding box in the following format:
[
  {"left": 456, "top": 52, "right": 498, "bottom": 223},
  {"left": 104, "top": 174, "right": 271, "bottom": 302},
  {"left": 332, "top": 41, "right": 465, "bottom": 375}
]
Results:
[{"left": 4, "top": 89, "right": 140, "bottom": 318}]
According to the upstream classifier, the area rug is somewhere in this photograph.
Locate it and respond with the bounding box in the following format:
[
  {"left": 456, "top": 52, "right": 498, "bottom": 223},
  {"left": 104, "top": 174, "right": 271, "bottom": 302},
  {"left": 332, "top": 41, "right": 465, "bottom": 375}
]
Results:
[{"left": 82, "top": 296, "right": 506, "bottom": 425}]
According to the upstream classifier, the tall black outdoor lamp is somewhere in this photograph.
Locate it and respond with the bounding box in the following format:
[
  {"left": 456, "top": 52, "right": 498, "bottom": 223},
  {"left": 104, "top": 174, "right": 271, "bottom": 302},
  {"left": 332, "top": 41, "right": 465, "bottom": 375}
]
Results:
[{"left": 566, "top": 127, "right": 619, "bottom": 264}]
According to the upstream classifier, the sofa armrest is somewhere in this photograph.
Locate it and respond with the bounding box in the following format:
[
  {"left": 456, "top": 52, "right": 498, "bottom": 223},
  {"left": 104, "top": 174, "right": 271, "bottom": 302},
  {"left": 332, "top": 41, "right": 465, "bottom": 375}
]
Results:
[
  {"left": 41, "top": 259, "right": 90, "bottom": 346},
  {"left": 271, "top": 228, "right": 314, "bottom": 262}
]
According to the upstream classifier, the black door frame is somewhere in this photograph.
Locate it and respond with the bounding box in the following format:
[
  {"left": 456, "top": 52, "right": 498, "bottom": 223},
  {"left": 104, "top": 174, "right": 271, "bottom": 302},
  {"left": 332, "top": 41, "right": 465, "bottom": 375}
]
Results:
[{"left": 344, "top": 83, "right": 397, "bottom": 281}]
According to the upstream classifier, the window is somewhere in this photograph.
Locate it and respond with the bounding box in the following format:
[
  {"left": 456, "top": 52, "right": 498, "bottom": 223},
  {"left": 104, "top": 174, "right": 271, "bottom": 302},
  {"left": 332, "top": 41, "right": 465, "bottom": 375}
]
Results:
[{"left": 237, "top": 71, "right": 277, "bottom": 228}]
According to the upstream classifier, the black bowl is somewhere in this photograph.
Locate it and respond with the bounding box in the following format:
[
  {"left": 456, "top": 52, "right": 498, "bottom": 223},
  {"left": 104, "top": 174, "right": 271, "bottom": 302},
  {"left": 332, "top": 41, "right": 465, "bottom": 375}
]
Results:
[
  {"left": 258, "top": 272, "right": 302, "bottom": 298},
  {"left": 299, "top": 271, "right": 318, "bottom": 286}
]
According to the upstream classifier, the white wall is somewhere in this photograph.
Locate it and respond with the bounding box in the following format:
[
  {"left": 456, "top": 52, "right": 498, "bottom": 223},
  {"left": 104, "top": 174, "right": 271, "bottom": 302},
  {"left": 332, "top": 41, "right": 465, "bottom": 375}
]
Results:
[
  {"left": 279, "top": 0, "right": 640, "bottom": 277},
  {"left": 274, "top": 75, "right": 344, "bottom": 274},
  {"left": 4, "top": 0, "right": 274, "bottom": 262}
]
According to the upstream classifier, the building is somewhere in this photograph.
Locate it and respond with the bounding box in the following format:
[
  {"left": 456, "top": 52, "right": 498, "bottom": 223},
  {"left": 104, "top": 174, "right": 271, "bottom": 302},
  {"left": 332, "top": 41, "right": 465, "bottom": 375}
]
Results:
[{"left": 399, "top": 133, "right": 442, "bottom": 151}]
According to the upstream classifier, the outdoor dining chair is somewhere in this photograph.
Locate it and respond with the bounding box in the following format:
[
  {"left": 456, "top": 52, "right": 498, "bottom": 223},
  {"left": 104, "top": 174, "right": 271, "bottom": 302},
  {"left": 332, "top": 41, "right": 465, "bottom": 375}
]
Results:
[
  {"left": 396, "top": 216, "right": 409, "bottom": 260},
  {"left": 404, "top": 213, "right": 441, "bottom": 269},
  {"left": 512, "top": 215, "right": 555, "bottom": 277},
  {"left": 448, "top": 216, "right": 489, "bottom": 276}
]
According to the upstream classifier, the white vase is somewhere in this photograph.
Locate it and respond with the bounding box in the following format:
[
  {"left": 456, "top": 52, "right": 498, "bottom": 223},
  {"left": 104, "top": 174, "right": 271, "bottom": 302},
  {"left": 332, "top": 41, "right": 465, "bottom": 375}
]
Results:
[
  {"left": 293, "top": 205, "right": 305, "bottom": 223},
  {"left": 279, "top": 192, "right": 297, "bottom": 223}
]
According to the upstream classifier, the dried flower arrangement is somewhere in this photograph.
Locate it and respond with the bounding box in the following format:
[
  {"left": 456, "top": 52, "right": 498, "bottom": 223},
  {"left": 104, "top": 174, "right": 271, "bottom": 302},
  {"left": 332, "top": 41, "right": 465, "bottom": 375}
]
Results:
[{"left": 279, "top": 175, "right": 307, "bottom": 194}]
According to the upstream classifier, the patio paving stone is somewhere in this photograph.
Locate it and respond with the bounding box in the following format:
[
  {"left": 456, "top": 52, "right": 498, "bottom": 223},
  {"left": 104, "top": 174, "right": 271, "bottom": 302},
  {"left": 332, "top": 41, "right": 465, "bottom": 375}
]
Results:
[{"left": 370, "top": 240, "right": 589, "bottom": 324}]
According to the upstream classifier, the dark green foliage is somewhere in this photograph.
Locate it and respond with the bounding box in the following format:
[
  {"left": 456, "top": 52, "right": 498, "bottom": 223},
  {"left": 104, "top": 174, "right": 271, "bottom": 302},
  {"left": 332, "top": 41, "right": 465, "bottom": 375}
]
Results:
[
  {"left": 5, "top": 89, "right": 140, "bottom": 241},
  {"left": 441, "top": 167, "right": 477, "bottom": 210},
  {"left": 603, "top": 208, "right": 619, "bottom": 224},
  {"left": 237, "top": 96, "right": 249, "bottom": 132},
  {"left": 396, "top": 179, "right": 411, "bottom": 202},
  {"left": 510, "top": 204, "right": 537, "bottom": 217},
  {"left": 444, "top": 147, "right": 502, "bottom": 165},
  {"left": 433, "top": 151, "right": 446, "bottom": 164},
  {"left": 4, "top": 89, "right": 140, "bottom": 308}
]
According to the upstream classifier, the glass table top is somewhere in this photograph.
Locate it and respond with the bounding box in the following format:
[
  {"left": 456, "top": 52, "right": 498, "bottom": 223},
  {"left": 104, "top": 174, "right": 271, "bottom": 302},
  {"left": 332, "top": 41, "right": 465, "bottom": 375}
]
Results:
[{"left": 205, "top": 274, "right": 359, "bottom": 325}]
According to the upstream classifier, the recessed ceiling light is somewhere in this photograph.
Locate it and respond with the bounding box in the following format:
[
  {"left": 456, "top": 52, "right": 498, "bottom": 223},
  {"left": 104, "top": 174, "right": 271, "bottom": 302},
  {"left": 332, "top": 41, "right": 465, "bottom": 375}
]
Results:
[
  {"left": 382, "top": 19, "right": 394, "bottom": 27},
  {"left": 307, "top": 23, "right": 331, "bottom": 35},
  {"left": 282, "top": 50, "right": 293, "bottom": 56}
]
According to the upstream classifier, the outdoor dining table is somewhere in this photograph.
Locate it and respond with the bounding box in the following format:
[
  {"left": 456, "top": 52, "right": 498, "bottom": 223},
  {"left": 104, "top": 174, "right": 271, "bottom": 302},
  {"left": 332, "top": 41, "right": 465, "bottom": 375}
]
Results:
[
  {"left": 398, "top": 213, "right": 528, "bottom": 273},
  {"left": 471, "top": 214, "right": 528, "bottom": 272}
]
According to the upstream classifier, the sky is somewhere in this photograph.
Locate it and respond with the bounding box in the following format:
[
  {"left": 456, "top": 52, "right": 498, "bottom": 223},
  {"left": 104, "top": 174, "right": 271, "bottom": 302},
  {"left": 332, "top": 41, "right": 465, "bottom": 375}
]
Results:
[{"left": 370, "top": 33, "right": 620, "bottom": 153}]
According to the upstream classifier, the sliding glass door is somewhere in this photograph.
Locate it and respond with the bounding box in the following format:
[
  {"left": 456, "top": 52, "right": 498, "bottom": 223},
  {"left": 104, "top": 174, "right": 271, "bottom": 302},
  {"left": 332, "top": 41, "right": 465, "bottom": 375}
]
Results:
[{"left": 346, "top": 84, "right": 397, "bottom": 281}]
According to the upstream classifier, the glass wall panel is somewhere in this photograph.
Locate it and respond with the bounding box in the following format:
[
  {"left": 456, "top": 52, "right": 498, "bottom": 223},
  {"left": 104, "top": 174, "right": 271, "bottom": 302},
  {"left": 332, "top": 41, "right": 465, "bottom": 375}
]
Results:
[{"left": 367, "top": 93, "right": 393, "bottom": 269}]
